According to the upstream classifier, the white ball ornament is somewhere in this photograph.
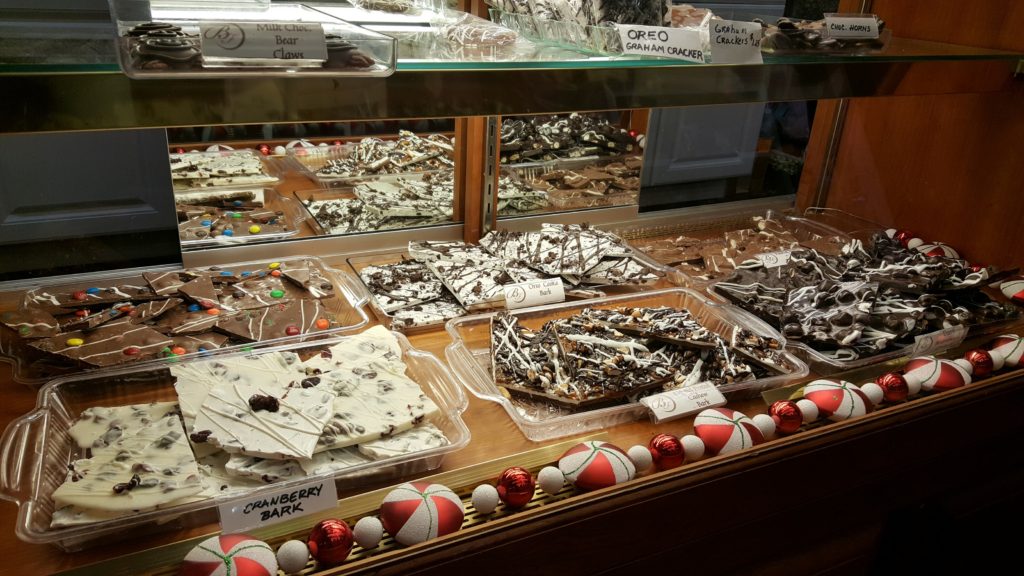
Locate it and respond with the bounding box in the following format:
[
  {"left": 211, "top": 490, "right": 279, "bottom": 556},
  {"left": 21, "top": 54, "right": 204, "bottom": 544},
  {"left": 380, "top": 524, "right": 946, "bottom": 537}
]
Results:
[
  {"left": 273, "top": 145, "right": 287, "bottom": 155},
  {"left": 751, "top": 414, "right": 777, "bottom": 439},
  {"left": 537, "top": 466, "right": 565, "bottom": 495},
  {"left": 906, "top": 238, "right": 924, "bottom": 250},
  {"left": 471, "top": 484, "right": 500, "bottom": 515},
  {"left": 353, "top": 516, "right": 384, "bottom": 550},
  {"left": 860, "top": 382, "right": 885, "bottom": 406},
  {"left": 627, "top": 445, "right": 654, "bottom": 472},
  {"left": 276, "top": 540, "right": 310, "bottom": 575},
  {"left": 795, "top": 398, "right": 819, "bottom": 422},
  {"left": 681, "top": 435, "right": 704, "bottom": 461}
]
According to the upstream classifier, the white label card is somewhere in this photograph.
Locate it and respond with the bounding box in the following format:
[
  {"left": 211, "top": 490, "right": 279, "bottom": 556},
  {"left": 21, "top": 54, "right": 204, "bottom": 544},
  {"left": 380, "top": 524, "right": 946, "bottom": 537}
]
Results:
[
  {"left": 616, "top": 25, "right": 706, "bottom": 63},
  {"left": 200, "top": 22, "right": 327, "bottom": 62},
  {"left": 756, "top": 250, "right": 792, "bottom": 268},
  {"left": 503, "top": 278, "right": 565, "bottom": 310},
  {"left": 640, "top": 382, "right": 727, "bottom": 424},
  {"left": 910, "top": 325, "right": 968, "bottom": 358},
  {"left": 219, "top": 478, "right": 338, "bottom": 533},
  {"left": 709, "top": 20, "right": 763, "bottom": 64},
  {"left": 824, "top": 15, "right": 880, "bottom": 39}
]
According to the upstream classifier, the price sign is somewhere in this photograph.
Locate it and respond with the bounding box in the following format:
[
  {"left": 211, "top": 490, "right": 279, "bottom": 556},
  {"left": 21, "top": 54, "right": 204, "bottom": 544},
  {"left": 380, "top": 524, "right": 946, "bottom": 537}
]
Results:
[
  {"left": 709, "top": 19, "right": 763, "bottom": 64},
  {"left": 756, "top": 250, "right": 792, "bottom": 268},
  {"left": 616, "top": 25, "right": 706, "bottom": 63},
  {"left": 503, "top": 277, "right": 565, "bottom": 310},
  {"left": 200, "top": 22, "right": 327, "bottom": 61},
  {"left": 824, "top": 14, "right": 880, "bottom": 39},
  {"left": 641, "top": 382, "right": 727, "bottom": 424},
  {"left": 219, "top": 479, "right": 338, "bottom": 533}
]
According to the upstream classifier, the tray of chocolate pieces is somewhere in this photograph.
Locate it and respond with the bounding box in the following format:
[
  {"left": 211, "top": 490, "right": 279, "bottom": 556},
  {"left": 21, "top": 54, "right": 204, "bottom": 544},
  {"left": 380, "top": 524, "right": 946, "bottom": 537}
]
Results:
[
  {"left": 0, "top": 257, "right": 369, "bottom": 385},
  {"left": 112, "top": 2, "right": 397, "bottom": 79},
  {"left": 708, "top": 232, "right": 1020, "bottom": 374},
  {"left": 507, "top": 155, "right": 642, "bottom": 210},
  {"left": 288, "top": 131, "right": 455, "bottom": 188},
  {"left": 498, "top": 113, "right": 638, "bottom": 165},
  {"left": 346, "top": 223, "right": 670, "bottom": 334},
  {"left": 757, "top": 14, "right": 892, "bottom": 55},
  {"left": 169, "top": 149, "right": 281, "bottom": 193},
  {"left": 175, "top": 188, "right": 305, "bottom": 249},
  {"left": 0, "top": 326, "right": 469, "bottom": 550},
  {"left": 625, "top": 212, "right": 852, "bottom": 292},
  {"left": 445, "top": 288, "right": 807, "bottom": 441}
]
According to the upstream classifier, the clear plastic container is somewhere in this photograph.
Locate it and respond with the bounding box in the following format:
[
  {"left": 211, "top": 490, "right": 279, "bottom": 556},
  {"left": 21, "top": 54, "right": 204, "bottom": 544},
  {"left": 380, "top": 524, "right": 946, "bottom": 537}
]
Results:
[
  {"left": 170, "top": 148, "right": 282, "bottom": 193},
  {"left": 800, "top": 207, "right": 887, "bottom": 244},
  {"left": 2, "top": 256, "right": 370, "bottom": 386},
  {"left": 347, "top": 246, "right": 676, "bottom": 335},
  {"left": 488, "top": 8, "right": 624, "bottom": 55},
  {"left": 177, "top": 188, "right": 306, "bottom": 250},
  {"left": 444, "top": 287, "right": 808, "bottom": 441},
  {"left": 110, "top": 1, "right": 396, "bottom": 78},
  {"left": 502, "top": 155, "right": 642, "bottom": 210},
  {"left": 293, "top": 184, "right": 456, "bottom": 237},
  {"left": 0, "top": 331, "right": 469, "bottom": 550},
  {"left": 287, "top": 141, "right": 452, "bottom": 189}
]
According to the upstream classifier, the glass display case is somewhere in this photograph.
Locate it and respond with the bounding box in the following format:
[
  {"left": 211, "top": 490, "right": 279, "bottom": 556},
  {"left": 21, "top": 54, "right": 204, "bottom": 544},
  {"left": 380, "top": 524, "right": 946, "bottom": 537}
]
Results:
[{"left": 0, "top": 0, "right": 1022, "bottom": 573}]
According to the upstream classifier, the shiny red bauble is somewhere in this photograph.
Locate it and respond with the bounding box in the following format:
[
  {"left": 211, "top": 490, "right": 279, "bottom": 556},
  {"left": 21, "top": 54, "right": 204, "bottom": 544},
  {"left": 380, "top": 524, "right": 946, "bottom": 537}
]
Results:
[
  {"left": 963, "top": 348, "right": 995, "bottom": 379},
  {"left": 496, "top": 466, "right": 535, "bottom": 509},
  {"left": 307, "top": 519, "right": 353, "bottom": 566},
  {"left": 875, "top": 372, "right": 910, "bottom": 402},
  {"left": 768, "top": 400, "right": 803, "bottom": 435},
  {"left": 648, "top": 433, "right": 685, "bottom": 470}
]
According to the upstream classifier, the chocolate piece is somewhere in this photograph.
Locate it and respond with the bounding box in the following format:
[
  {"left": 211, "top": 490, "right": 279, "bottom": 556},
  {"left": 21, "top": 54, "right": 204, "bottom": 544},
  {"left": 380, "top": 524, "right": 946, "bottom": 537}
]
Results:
[
  {"left": 177, "top": 276, "right": 219, "bottom": 309},
  {"left": 29, "top": 321, "right": 173, "bottom": 367},
  {"left": 25, "top": 283, "right": 158, "bottom": 312},
  {"left": 581, "top": 306, "right": 719, "bottom": 349},
  {"left": 169, "top": 332, "right": 230, "bottom": 353},
  {"left": 279, "top": 260, "right": 337, "bottom": 299},
  {"left": 0, "top": 309, "right": 59, "bottom": 338},
  {"left": 216, "top": 275, "right": 305, "bottom": 311},
  {"left": 359, "top": 261, "right": 443, "bottom": 313},
  {"left": 153, "top": 307, "right": 222, "bottom": 335},
  {"left": 391, "top": 294, "right": 467, "bottom": 329},
  {"left": 214, "top": 300, "right": 333, "bottom": 342},
  {"left": 59, "top": 302, "right": 133, "bottom": 332},
  {"left": 143, "top": 271, "right": 186, "bottom": 296},
  {"left": 315, "top": 132, "right": 454, "bottom": 180},
  {"left": 129, "top": 298, "right": 183, "bottom": 323}
]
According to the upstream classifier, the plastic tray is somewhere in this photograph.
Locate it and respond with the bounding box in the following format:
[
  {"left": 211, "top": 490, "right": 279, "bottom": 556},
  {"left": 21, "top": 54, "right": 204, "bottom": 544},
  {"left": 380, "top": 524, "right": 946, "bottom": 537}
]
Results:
[
  {"left": 488, "top": 8, "right": 624, "bottom": 56},
  {"left": 0, "top": 331, "right": 469, "bottom": 550},
  {"left": 170, "top": 149, "right": 283, "bottom": 193},
  {"left": 111, "top": 1, "right": 396, "bottom": 79},
  {"left": 347, "top": 245, "right": 677, "bottom": 335},
  {"left": 287, "top": 142, "right": 450, "bottom": 189},
  {"left": 444, "top": 287, "right": 808, "bottom": 441},
  {"left": 502, "top": 155, "right": 641, "bottom": 210},
  {"left": 293, "top": 184, "right": 455, "bottom": 237},
  {"left": 1, "top": 256, "right": 370, "bottom": 386},
  {"left": 650, "top": 212, "right": 853, "bottom": 295},
  {"left": 177, "top": 188, "right": 306, "bottom": 250},
  {"left": 800, "top": 207, "right": 888, "bottom": 244}
]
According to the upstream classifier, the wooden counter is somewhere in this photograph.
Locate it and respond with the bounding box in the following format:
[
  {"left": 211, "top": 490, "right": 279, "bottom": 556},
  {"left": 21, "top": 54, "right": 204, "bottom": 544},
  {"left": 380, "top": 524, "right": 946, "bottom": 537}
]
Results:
[{"left": 1, "top": 311, "right": 1023, "bottom": 574}]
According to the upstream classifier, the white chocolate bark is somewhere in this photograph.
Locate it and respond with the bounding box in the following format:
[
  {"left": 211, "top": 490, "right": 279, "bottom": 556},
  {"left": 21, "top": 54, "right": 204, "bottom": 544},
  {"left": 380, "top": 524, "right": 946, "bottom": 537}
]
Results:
[
  {"left": 358, "top": 423, "right": 449, "bottom": 460},
  {"left": 69, "top": 401, "right": 180, "bottom": 452}
]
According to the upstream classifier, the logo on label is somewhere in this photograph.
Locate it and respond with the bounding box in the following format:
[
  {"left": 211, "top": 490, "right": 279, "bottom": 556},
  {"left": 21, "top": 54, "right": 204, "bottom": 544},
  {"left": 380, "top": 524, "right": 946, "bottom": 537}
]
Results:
[
  {"left": 508, "top": 286, "right": 526, "bottom": 304},
  {"left": 204, "top": 23, "right": 246, "bottom": 50}
]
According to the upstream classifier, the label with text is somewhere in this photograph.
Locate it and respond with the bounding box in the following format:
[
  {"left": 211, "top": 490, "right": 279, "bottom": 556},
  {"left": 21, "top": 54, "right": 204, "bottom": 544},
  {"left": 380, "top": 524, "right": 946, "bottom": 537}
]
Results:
[
  {"left": 200, "top": 22, "right": 327, "bottom": 62},
  {"left": 640, "top": 382, "right": 727, "bottom": 423},
  {"left": 910, "top": 325, "right": 968, "bottom": 358},
  {"left": 756, "top": 250, "right": 792, "bottom": 269},
  {"left": 616, "top": 25, "right": 706, "bottom": 63},
  {"left": 219, "top": 479, "right": 338, "bottom": 533},
  {"left": 823, "top": 15, "right": 880, "bottom": 39},
  {"left": 504, "top": 277, "right": 565, "bottom": 310},
  {"left": 709, "top": 19, "right": 763, "bottom": 64}
]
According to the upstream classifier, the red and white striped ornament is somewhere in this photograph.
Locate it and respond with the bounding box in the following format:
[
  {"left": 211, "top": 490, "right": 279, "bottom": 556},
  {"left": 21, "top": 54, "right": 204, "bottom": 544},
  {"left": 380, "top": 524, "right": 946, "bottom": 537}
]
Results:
[
  {"left": 999, "top": 279, "right": 1024, "bottom": 305},
  {"left": 902, "top": 356, "right": 972, "bottom": 393},
  {"left": 989, "top": 334, "right": 1024, "bottom": 368},
  {"left": 180, "top": 534, "right": 277, "bottom": 576},
  {"left": 915, "top": 243, "right": 959, "bottom": 259},
  {"left": 558, "top": 441, "right": 635, "bottom": 491},
  {"left": 380, "top": 482, "right": 464, "bottom": 547},
  {"left": 693, "top": 407, "right": 764, "bottom": 456},
  {"left": 802, "top": 379, "right": 873, "bottom": 421}
]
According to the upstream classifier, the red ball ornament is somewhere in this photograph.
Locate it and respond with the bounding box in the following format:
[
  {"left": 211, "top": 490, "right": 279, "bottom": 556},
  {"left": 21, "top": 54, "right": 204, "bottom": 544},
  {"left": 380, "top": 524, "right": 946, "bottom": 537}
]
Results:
[
  {"left": 307, "top": 519, "right": 353, "bottom": 566},
  {"left": 331, "top": 140, "right": 343, "bottom": 146},
  {"left": 969, "top": 263, "right": 986, "bottom": 274},
  {"left": 180, "top": 534, "right": 276, "bottom": 576},
  {"left": 893, "top": 230, "right": 915, "bottom": 247},
  {"left": 648, "top": 433, "right": 685, "bottom": 470},
  {"left": 768, "top": 400, "right": 803, "bottom": 435},
  {"left": 257, "top": 144, "right": 271, "bottom": 156},
  {"left": 174, "top": 147, "right": 186, "bottom": 154},
  {"left": 875, "top": 372, "right": 910, "bottom": 402},
  {"left": 964, "top": 348, "right": 994, "bottom": 379},
  {"left": 496, "top": 466, "right": 535, "bottom": 509}
]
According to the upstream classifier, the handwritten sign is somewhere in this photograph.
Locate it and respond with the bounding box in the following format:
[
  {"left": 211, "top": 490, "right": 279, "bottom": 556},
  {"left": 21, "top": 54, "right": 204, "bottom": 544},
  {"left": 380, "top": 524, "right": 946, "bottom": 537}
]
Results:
[
  {"left": 504, "top": 278, "right": 564, "bottom": 310},
  {"left": 200, "top": 22, "right": 327, "bottom": 62},
  {"left": 824, "top": 14, "right": 880, "bottom": 39},
  {"left": 756, "top": 250, "right": 792, "bottom": 269},
  {"left": 709, "top": 19, "right": 763, "bottom": 64},
  {"left": 910, "top": 325, "right": 968, "bottom": 358},
  {"left": 219, "top": 479, "right": 338, "bottom": 533},
  {"left": 641, "top": 381, "right": 727, "bottom": 423},
  {"left": 616, "top": 25, "right": 706, "bottom": 63}
]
